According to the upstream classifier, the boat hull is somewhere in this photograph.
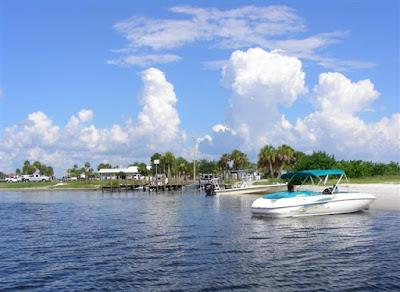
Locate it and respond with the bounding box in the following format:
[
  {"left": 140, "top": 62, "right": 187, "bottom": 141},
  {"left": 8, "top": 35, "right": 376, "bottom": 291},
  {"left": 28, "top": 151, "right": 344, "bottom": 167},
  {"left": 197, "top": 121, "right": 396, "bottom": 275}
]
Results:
[
  {"left": 216, "top": 184, "right": 286, "bottom": 195},
  {"left": 251, "top": 193, "right": 376, "bottom": 217}
]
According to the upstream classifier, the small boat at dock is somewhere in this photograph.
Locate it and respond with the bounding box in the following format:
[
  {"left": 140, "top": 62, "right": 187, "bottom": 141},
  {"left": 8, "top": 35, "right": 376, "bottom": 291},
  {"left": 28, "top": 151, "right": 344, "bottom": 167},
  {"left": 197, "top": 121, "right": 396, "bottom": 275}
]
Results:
[{"left": 206, "top": 179, "right": 286, "bottom": 196}]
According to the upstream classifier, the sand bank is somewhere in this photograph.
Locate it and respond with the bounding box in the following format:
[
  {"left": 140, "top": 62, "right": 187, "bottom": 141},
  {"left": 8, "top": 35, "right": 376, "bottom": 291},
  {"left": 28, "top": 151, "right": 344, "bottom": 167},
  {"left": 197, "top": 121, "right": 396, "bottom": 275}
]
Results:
[{"left": 343, "top": 183, "right": 400, "bottom": 210}]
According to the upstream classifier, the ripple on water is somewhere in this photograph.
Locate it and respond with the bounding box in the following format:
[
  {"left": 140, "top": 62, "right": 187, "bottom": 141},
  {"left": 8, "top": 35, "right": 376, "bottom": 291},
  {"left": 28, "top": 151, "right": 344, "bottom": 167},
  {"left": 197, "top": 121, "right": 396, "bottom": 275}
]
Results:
[{"left": 0, "top": 190, "right": 399, "bottom": 291}]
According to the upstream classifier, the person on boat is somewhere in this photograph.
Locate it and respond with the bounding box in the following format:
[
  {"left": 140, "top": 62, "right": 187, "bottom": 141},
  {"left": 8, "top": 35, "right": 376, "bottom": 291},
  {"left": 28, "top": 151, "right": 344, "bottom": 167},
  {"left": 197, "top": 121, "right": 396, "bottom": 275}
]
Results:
[
  {"left": 288, "top": 184, "right": 295, "bottom": 192},
  {"left": 322, "top": 184, "right": 336, "bottom": 194}
]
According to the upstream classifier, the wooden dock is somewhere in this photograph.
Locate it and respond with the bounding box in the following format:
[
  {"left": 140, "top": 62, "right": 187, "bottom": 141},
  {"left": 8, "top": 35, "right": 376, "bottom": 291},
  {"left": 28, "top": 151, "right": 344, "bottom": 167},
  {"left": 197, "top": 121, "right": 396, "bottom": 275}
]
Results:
[{"left": 101, "top": 178, "right": 186, "bottom": 192}]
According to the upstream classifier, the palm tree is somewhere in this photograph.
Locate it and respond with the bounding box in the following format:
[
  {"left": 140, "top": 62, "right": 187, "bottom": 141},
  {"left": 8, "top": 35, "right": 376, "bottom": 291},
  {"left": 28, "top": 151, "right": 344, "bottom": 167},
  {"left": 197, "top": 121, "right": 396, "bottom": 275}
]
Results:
[
  {"left": 97, "top": 163, "right": 112, "bottom": 171},
  {"left": 22, "top": 161, "right": 29, "bottom": 174},
  {"left": 217, "top": 153, "right": 231, "bottom": 179},
  {"left": 83, "top": 162, "right": 91, "bottom": 179},
  {"left": 230, "top": 149, "right": 249, "bottom": 170},
  {"left": 258, "top": 145, "right": 277, "bottom": 178},
  {"left": 217, "top": 153, "right": 230, "bottom": 170},
  {"left": 33, "top": 161, "right": 42, "bottom": 172},
  {"left": 276, "top": 144, "right": 296, "bottom": 177},
  {"left": 162, "top": 152, "right": 176, "bottom": 178},
  {"left": 176, "top": 157, "right": 189, "bottom": 181}
]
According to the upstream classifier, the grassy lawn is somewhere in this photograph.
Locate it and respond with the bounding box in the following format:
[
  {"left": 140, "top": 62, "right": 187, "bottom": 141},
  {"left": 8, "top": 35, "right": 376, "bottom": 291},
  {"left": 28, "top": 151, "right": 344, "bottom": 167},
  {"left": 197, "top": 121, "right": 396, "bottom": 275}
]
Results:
[
  {"left": 0, "top": 180, "right": 102, "bottom": 189},
  {"left": 0, "top": 181, "right": 57, "bottom": 188},
  {"left": 53, "top": 180, "right": 102, "bottom": 189},
  {"left": 0, "top": 179, "right": 145, "bottom": 189}
]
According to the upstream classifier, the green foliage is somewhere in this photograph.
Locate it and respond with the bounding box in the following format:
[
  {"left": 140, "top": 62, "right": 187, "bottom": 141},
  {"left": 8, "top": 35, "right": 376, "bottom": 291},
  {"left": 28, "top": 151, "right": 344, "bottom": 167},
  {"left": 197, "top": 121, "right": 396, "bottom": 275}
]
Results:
[
  {"left": 97, "top": 163, "right": 112, "bottom": 171},
  {"left": 217, "top": 153, "right": 230, "bottom": 171},
  {"left": 386, "top": 162, "right": 400, "bottom": 175},
  {"left": 176, "top": 157, "right": 190, "bottom": 175},
  {"left": 293, "top": 151, "right": 399, "bottom": 178},
  {"left": 162, "top": 151, "right": 176, "bottom": 177},
  {"left": 130, "top": 162, "right": 149, "bottom": 176},
  {"left": 197, "top": 159, "right": 217, "bottom": 174},
  {"left": 294, "top": 151, "right": 336, "bottom": 171},
  {"left": 22, "top": 160, "right": 35, "bottom": 175},
  {"left": 230, "top": 149, "right": 251, "bottom": 170},
  {"left": 137, "top": 163, "right": 149, "bottom": 176},
  {"left": 150, "top": 152, "right": 164, "bottom": 175},
  {"left": 336, "top": 160, "right": 400, "bottom": 178},
  {"left": 0, "top": 172, "right": 5, "bottom": 179},
  {"left": 43, "top": 166, "right": 54, "bottom": 177},
  {"left": 258, "top": 144, "right": 296, "bottom": 178},
  {"left": 19, "top": 160, "right": 54, "bottom": 176},
  {"left": 68, "top": 162, "right": 94, "bottom": 179},
  {"left": 13, "top": 146, "right": 398, "bottom": 183}
]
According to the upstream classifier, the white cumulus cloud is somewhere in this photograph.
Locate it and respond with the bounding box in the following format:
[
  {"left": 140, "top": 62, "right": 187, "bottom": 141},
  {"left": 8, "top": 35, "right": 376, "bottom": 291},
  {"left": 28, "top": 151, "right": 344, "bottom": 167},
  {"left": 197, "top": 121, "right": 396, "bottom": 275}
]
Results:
[
  {"left": 288, "top": 73, "right": 399, "bottom": 161},
  {"left": 133, "top": 67, "right": 184, "bottom": 152},
  {"left": 204, "top": 47, "right": 307, "bottom": 152},
  {"left": 199, "top": 47, "right": 400, "bottom": 162},
  {"left": 77, "top": 109, "right": 94, "bottom": 122},
  {"left": 313, "top": 72, "right": 379, "bottom": 114},
  {"left": 0, "top": 68, "right": 185, "bottom": 174}
]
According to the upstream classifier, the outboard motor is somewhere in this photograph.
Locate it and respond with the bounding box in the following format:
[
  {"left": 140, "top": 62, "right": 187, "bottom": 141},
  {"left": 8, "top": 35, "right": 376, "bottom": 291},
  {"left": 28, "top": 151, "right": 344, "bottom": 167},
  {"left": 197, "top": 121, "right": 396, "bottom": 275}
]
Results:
[{"left": 204, "top": 183, "right": 215, "bottom": 196}]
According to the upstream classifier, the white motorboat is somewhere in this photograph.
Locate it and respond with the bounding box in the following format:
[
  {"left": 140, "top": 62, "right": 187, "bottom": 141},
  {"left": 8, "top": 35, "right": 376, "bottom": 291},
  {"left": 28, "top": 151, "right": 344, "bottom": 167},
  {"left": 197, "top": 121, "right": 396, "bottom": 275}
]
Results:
[
  {"left": 213, "top": 180, "right": 287, "bottom": 195},
  {"left": 251, "top": 169, "right": 376, "bottom": 217}
]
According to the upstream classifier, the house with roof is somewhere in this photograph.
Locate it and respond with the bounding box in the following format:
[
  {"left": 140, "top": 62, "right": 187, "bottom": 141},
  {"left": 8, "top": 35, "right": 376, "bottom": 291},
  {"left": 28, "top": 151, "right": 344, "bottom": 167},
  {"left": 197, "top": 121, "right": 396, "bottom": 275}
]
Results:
[{"left": 98, "top": 166, "right": 139, "bottom": 180}]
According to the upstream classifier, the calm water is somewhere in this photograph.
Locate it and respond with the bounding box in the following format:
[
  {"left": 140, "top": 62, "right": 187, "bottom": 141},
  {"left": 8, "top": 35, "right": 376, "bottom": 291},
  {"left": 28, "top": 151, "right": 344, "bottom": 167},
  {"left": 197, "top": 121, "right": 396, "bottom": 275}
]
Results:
[{"left": 0, "top": 190, "right": 399, "bottom": 291}]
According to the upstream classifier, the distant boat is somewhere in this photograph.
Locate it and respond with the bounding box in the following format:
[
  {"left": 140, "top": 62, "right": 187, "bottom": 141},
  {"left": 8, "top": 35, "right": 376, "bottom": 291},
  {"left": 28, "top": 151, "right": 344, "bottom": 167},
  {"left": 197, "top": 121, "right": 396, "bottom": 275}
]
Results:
[
  {"left": 211, "top": 180, "right": 287, "bottom": 195},
  {"left": 251, "top": 169, "right": 376, "bottom": 217}
]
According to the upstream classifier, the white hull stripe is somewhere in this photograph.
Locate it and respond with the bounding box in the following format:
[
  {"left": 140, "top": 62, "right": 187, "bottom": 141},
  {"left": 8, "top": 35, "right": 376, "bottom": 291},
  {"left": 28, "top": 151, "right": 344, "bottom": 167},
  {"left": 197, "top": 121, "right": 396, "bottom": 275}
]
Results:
[{"left": 251, "top": 198, "right": 374, "bottom": 210}]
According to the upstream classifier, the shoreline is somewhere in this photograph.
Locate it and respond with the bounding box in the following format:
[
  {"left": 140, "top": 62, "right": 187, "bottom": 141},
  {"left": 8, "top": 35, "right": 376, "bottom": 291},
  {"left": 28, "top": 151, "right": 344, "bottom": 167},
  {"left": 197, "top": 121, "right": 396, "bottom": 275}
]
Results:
[
  {"left": 0, "top": 187, "right": 101, "bottom": 191},
  {"left": 0, "top": 183, "right": 398, "bottom": 211}
]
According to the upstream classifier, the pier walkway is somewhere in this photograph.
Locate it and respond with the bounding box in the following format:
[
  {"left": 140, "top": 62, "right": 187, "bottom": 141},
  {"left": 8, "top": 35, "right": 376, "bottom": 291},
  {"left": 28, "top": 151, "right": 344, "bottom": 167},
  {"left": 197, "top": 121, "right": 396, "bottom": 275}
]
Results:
[{"left": 101, "top": 178, "right": 187, "bottom": 192}]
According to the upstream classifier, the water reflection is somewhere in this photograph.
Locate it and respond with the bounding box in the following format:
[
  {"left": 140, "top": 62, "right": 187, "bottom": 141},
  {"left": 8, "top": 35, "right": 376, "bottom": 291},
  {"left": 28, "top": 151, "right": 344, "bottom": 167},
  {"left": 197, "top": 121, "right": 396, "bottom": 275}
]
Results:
[{"left": 0, "top": 190, "right": 398, "bottom": 291}]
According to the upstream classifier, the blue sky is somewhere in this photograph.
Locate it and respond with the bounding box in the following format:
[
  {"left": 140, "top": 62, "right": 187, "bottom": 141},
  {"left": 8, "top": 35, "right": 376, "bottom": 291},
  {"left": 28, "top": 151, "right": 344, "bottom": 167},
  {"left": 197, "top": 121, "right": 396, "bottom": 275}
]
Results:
[{"left": 0, "top": 0, "right": 399, "bottom": 173}]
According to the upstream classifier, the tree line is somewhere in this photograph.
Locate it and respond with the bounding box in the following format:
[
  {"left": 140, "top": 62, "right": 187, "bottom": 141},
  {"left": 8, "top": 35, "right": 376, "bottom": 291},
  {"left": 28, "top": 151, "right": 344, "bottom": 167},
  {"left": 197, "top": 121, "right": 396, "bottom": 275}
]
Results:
[
  {"left": 67, "top": 162, "right": 95, "bottom": 178},
  {"left": 8, "top": 146, "right": 400, "bottom": 180},
  {"left": 14, "top": 160, "right": 54, "bottom": 177},
  {"left": 293, "top": 151, "right": 400, "bottom": 178}
]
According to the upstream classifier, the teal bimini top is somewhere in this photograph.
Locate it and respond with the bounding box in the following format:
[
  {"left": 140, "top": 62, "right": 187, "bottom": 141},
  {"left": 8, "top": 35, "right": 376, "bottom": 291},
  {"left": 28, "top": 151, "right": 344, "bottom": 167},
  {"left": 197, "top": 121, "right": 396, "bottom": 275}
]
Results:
[
  {"left": 263, "top": 191, "right": 320, "bottom": 200},
  {"left": 281, "top": 169, "right": 344, "bottom": 180}
]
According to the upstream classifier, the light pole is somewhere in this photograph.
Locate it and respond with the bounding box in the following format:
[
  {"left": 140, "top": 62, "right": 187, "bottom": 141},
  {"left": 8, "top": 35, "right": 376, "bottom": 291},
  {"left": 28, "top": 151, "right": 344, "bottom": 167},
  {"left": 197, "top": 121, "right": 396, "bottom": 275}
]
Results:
[
  {"left": 192, "top": 137, "right": 197, "bottom": 182},
  {"left": 154, "top": 159, "right": 160, "bottom": 191}
]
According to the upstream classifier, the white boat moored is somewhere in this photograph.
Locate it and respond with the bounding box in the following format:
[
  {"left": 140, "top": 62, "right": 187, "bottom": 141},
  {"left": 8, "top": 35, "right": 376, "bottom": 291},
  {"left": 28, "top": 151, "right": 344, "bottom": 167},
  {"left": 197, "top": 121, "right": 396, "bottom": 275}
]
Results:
[
  {"left": 251, "top": 169, "right": 376, "bottom": 217},
  {"left": 215, "top": 181, "right": 286, "bottom": 195}
]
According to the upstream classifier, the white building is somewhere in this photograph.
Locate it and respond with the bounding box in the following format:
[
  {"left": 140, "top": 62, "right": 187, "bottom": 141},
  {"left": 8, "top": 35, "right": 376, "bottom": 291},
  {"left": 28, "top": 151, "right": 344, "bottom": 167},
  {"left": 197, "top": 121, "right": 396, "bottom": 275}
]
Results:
[{"left": 98, "top": 166, "right": 139, "bottom": 180}]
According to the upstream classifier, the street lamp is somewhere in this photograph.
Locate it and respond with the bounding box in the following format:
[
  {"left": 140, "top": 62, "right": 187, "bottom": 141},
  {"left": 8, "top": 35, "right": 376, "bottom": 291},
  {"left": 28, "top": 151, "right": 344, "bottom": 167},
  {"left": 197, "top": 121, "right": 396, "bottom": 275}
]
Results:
[
  {"left": 153, "top": 159, "right": 160, "bottom": 191},
  {"left": 192, "top": 137, "right": 198, "bottom": 181}
]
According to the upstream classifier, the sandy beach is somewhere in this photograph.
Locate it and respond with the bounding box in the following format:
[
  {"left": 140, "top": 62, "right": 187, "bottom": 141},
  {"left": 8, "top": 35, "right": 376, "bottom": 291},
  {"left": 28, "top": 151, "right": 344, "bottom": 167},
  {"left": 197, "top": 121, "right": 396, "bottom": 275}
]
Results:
[{"left": 343, "top": 184, "right": 400, "bottom": 210}]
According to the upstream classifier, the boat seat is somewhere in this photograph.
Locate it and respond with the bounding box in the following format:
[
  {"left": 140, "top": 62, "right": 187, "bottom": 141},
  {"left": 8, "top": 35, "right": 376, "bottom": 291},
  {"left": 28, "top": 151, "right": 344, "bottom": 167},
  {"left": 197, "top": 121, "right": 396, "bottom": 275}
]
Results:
[{"left": 264, "top": 191, "right": 319, "bottom": 200}]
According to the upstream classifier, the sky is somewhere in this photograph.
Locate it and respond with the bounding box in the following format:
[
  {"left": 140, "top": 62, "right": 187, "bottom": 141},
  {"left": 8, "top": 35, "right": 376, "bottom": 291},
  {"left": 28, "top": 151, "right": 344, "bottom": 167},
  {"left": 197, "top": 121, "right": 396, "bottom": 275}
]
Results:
[{"left": 0, "top": 0, "right": 399, "bottom": 175}]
